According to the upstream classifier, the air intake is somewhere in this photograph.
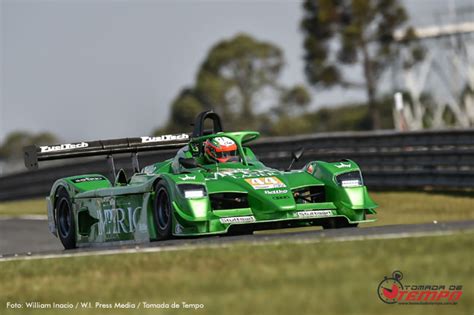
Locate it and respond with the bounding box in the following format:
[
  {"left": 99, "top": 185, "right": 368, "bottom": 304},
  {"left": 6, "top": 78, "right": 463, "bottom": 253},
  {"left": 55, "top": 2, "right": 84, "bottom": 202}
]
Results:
[
  {"left": 209, "top": 193, "right": 249, "bottom": 210},
  {"left": 292, "top": 186, "right": 325, "bottom": 203}
]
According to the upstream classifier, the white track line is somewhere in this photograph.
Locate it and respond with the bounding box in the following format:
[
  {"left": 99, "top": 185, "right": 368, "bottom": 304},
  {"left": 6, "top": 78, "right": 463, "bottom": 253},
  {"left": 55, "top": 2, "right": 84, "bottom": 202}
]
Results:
[
  {"left": 0, "top": 229, "right": 472, "bottom": 262},
  {"left": 0, "top": 215, "right": 47, "bottom": 221}
]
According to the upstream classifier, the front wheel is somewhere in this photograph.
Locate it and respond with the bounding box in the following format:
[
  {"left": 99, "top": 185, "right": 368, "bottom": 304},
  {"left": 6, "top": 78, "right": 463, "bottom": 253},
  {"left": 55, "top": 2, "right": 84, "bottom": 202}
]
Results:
[
  {"left": 55, "top": 187, "right": 76, "bottom": 249},
  {"left": 226, "top": 226, "right": 253, "bottom": 236},
  {"left": 322, "top": 218, "right": 358, "bottom": 229},
  {"left": 152, "top": 182, "right": 172, "bottom": 240}
]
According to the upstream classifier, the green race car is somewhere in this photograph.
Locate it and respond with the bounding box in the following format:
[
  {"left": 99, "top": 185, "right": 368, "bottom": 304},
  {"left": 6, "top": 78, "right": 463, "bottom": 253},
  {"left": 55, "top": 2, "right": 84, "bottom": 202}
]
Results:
[{"left": 24, "top": 111, "right": 377, "bottom": 249}]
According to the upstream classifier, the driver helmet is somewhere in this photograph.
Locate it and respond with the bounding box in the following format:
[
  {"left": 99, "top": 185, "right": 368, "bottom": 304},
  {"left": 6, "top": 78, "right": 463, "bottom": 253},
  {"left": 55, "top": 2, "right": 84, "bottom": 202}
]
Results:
[{"left": 204, "top": 136, "right": 239, "bottom": 163}]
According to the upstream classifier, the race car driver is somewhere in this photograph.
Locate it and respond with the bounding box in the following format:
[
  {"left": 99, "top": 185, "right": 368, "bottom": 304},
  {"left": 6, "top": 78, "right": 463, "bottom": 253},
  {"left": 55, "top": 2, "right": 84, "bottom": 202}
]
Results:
[{"left": 203, "top": 136, "right": 240, "bottom": 163}]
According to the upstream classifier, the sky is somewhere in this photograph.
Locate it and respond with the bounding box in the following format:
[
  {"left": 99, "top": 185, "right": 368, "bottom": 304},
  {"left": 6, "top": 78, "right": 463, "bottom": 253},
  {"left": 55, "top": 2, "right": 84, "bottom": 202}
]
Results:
[{"left": 0, "top": 0, "right": 472, "bottom": 143}]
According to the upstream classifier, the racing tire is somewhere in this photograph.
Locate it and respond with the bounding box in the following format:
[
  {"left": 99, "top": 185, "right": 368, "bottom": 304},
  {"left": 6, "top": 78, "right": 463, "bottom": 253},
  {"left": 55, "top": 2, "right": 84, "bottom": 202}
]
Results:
[
  {"left": 55, "top": 187, "right": 76, "bottom": 249},
  {"left": 152, "top": 182, "right": 173, "bottom": 240},
  {"left": 226, "top": 226, "right": 254, "bottom": 236},
  {"left": 322, "top": 218, "right": 358, "bottom": 229}
]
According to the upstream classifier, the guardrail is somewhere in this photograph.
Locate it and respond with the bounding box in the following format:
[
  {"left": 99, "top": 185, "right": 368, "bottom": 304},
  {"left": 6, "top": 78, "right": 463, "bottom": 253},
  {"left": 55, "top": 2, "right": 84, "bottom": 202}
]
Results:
[{"left": 0, "top": 129, "right": 472, "bottom": 201}]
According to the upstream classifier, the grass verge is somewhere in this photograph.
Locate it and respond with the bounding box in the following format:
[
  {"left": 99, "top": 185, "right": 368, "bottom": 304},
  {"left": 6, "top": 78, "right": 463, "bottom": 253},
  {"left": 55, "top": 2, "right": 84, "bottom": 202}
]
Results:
[
  {"left": 0, "top": 199, "right": 46, "bottom": 217},
  {"left": 0, "top": 232, "right": 472, "bottom": 315},
  {"left": 366, "top": 191, "right": 474, "bottom": 226}
]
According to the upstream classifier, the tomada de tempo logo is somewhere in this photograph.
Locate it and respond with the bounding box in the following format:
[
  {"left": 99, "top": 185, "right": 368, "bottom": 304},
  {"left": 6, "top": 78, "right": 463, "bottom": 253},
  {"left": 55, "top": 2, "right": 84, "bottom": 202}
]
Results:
[{"left": 377, "top": 271, "right": 463, "bottom": 305}]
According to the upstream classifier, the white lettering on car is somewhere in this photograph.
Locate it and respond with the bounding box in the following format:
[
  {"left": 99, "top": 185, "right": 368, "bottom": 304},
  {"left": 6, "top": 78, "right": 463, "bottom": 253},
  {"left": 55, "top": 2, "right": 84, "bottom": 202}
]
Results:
[
  {"left": 72, "top": 177, "right": 104, "bottom": 183},
  {"left": 264, "top": 189, "right": 288, "bottom": 195},
  {"left": 179, "top": 175, "right": 196, "bottom": 181},
  {"left": 98, "top": 207, "right": 142, "bottom": 235},
  {"left": 205, "top": 168, "right": 281, "bottom": 180},
  {"left": 140, "top": 134, "right": 189, "bottom": 143},
  {"left": 40, "top": 142, "right": 89, "bottom": 153},
  {"left": 219, "top": 216, "right": 256, "bottom": 224},
  {"left": 296, "top": 210, "right": 333, "bottom": 218},
  {"left": 334, "top": 162, "right": 351, "bottom": 168}
]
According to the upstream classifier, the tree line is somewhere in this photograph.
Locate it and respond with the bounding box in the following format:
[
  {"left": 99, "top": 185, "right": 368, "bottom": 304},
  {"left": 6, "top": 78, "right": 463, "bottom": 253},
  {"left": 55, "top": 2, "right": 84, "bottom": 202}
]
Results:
[
  {"left": 2, "top": 0, "right": 423, "bottom": 160},
  {"left": 0, "top": 131, "right": 58, "bottom": 162},
  {"left": 155, "top": 0, "right": 423, "bottom": 135}
]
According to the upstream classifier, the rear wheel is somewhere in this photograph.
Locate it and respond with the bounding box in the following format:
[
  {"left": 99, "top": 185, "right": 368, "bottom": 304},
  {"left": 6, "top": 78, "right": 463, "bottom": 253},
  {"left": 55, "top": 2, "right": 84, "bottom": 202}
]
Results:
[
  {"left": 55, "top": 187, "right": 76, "bottom": 249},
  {"left": 152, "top": 183, "right": 172, "bottom": 240}
]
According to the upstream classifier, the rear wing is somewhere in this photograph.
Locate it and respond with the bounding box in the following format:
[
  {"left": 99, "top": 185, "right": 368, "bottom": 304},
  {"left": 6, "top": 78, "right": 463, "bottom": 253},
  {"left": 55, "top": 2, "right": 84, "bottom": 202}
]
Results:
[{"left": 24, "top": 133, "right": 190, "bottom": 170}]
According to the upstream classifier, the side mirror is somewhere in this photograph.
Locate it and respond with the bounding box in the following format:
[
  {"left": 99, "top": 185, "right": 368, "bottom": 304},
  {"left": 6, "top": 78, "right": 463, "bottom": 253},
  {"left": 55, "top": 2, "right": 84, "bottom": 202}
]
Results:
[
  {"left": 179, "top": 157, "right": 198, "bottom": 169},
  {"left": 287, "top": 148, "right": 305, "bottom": 171},
  {"left": 292, "top": 148, "right": 305, "bottom": 161}
]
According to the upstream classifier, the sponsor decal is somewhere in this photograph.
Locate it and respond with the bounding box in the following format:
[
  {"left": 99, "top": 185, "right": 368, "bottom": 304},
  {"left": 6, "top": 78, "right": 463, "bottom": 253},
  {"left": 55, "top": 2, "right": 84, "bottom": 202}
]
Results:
[
  {"left": 219, "top": 216, "right": 256, "bottom": 224},
  {"left": 179, "top": 174, "right": 196, "bottom": 181},
  {"left": 40, "top": 142, "right": 88, "bottom": 153},
  {"left": 340, "top": 179, "right": 361, "bottom": 187},
  {"left": 296, "top": 210, "right": 333, "bottom": 218},
  {"left": 272, "top": 195, "right": 290, "bottom": 200},
  {"left": 97, "top": 206, "right": 145, "bottom": 235},
  {"left": 205, "top": 168, "right": 281, "bottom": 181},
  {"left": 377, "top": 271, "right": 463, "bottom": 305},
  {"left": 72, "top": 176, "right": 104, "bottom": 183},
  {"left": 141, "top": 134, "right": 189, "bottom": 143},
  {"left": 264, "top": 189, "right": 288, "bottom": 195},
  {"left": 334, "top": 162, "right": 351, "bottom": 168},
  {"left": 245, "top": 177, "right": 286, "bottom": 190}
]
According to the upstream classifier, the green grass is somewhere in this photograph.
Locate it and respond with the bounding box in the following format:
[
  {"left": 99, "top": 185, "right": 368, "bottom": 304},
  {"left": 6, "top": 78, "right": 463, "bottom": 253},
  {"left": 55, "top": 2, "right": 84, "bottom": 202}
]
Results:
[
  {"left": 0, "top": 199, "right": 46, "bottom": 216},
  {"left": 0, "top": 233, "right": 472, "bottom": 315},
  {"left": 367, "top": 191, "right": 474, "bottom": 226}
]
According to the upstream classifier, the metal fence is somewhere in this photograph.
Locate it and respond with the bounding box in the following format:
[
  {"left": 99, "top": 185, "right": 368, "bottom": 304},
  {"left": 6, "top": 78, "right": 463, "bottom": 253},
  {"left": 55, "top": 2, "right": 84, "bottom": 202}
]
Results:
[{"left": 0, "top": 129, "right": 472, "bottom": 201}]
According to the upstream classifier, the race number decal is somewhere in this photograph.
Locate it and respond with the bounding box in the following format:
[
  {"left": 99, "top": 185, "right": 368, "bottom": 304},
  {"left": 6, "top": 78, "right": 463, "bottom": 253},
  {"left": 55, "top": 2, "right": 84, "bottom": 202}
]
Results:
[{"left": 245, "top": 177, "right": 286, "bottom": 190}]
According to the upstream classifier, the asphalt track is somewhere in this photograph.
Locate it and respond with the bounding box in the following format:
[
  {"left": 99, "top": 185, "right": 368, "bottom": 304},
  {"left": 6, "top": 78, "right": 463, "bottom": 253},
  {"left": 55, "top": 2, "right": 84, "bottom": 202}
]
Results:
[{"left": 1, "top": 218, "right": 473, "bottom": 260}]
